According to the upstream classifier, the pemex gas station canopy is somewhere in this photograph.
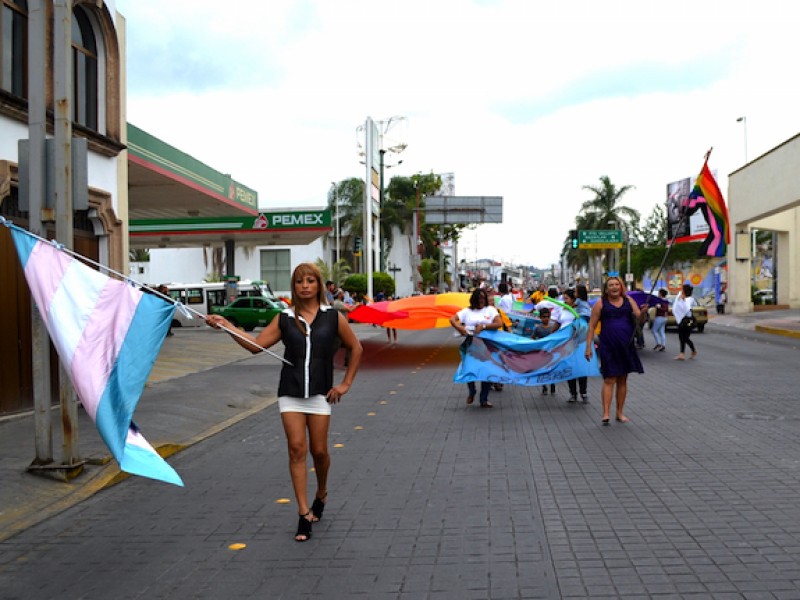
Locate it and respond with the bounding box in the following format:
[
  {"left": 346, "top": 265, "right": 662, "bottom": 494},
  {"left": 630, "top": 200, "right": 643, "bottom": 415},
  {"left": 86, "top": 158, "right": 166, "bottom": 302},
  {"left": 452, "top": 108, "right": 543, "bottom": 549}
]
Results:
[{"left": 127, "top": 124, "right": 330, "bottom": 249}]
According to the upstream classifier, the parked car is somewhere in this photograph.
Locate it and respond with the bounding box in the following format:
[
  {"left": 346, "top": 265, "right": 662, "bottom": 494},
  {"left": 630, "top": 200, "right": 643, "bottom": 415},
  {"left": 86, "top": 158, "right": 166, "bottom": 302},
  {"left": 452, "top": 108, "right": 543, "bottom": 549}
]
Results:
[
  {"left": 209, "top": 296, "right": 284, "bottom": 331},
  {"left": 753, "top": 289, "right": 774, "bottom": 305},
  {"left": 665, "top": 294, "right": 708, "bottom": 332}
]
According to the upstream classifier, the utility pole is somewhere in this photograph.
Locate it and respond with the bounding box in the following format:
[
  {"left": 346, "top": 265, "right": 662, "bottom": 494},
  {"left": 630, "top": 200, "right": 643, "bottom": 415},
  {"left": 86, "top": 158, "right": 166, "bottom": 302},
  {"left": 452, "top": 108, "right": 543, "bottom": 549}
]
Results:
[
  {"left": 26, "top": 0, "right": 53, "bottom": 468},
  {"left": 53, "top": 0, "right": 81, "bottom": 471}
]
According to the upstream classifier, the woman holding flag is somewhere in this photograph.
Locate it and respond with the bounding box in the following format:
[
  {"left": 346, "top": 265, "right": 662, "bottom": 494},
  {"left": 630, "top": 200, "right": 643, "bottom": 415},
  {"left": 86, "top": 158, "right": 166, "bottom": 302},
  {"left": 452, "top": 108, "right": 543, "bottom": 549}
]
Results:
[
  {"left": 584, "top": 276, "right": 644, "bottom": 426},
  {"left": 207, "top": 263, "right": 362, "bottom": 542}
]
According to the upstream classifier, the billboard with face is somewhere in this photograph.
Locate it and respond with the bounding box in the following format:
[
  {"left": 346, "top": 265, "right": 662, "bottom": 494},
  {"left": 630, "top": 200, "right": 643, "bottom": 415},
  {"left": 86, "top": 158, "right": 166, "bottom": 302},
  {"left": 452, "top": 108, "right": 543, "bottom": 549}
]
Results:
[{"left": 666, "top": 176, "right": 710, "bottom": 243}]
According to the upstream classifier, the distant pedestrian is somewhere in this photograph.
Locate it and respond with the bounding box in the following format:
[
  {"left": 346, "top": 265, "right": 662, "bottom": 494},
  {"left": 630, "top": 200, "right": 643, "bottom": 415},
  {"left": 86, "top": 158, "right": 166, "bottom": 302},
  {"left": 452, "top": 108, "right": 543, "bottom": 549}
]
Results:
[
  {"left": 325, "top": 280, "right": 336, "bottom": 304},
  {"left": 585, "top": 276, "right": 644, "bottom": 425},
  {"left": 532, "top": 307, "right": 558, "bottom": 396},
  {"left": 206, "top": 263, "right": 363, "bottom": 542},
  {"left": 449, "top": 288, "right": 503, "bottom": 408},
  {"left": 157, "top": 284, "right": 174, "bottom": 336},
  {"left": 651, "top": 288, "right": 668, "bottom": 351},
  {"left": 497, "top": 282, "right": 514, "bottom": 313},
  {"left": 673, "top": 283, "right": 698, "bottom": 361},
  {"left": 716, "top": 286, "right": 727, "bottom": 315},
  {"left": 384, "top": 296, "right": 398, "bottom": 343},
  {"left": 562, "top": 289, "right": 587, "bottom": 403}
]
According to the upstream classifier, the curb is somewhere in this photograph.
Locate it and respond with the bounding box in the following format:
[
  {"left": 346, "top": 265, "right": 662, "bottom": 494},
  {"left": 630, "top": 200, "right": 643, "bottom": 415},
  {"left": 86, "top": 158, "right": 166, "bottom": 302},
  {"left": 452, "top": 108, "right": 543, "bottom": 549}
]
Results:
[
  {"left": 755, "top": 324, "right": 800, "bottom": 339},
  {"left": 0, "top": 395, "right": 278, "bottom": 543}
]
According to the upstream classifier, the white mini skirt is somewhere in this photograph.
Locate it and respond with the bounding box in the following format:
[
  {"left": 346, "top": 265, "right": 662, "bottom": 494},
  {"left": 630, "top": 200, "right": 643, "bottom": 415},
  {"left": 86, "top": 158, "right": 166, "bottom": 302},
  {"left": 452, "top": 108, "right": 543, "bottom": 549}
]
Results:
[{"left": 278, "top": 394, "right": 331, "bottom": 415}]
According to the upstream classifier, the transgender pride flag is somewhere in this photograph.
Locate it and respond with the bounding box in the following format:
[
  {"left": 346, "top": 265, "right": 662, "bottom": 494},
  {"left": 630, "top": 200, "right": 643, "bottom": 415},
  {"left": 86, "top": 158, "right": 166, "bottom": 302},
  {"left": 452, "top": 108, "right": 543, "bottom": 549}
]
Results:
[{"left": 8, "top": 223, "right": 183, "bottom": 486}]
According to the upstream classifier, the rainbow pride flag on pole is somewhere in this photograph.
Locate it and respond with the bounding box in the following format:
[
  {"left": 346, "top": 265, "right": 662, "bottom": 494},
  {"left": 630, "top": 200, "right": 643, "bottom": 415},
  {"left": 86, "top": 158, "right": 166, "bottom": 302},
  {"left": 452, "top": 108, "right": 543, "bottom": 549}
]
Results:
[
  {"left": 685, "top": 159, "right": 730, "bottom": 257},
  {"left": 7, "top": 222, "right": 183, "bottom": 486}
]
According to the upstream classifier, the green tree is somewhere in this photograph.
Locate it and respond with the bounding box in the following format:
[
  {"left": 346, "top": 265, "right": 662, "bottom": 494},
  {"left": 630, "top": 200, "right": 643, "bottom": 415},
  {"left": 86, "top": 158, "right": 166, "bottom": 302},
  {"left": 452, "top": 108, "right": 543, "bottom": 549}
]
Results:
[
  {"left": 129, "top": 248, "right": 150, "bottom": 262},
  {"left": 580, "top": 175, "right": 639, "bottom": 227},
  {"left": 635, "top": 203, "right": 666, "bottom": 247},
  {"left": 328, "top": 178, "right": 366, "bottom": 271},
  {"left": 314, "top": 258, "right": 352, "bottom": 287},
  {"left": 342, "top": 272, "right": 394, "bottom": 298},
  {"left": 571, "top": 176, "right": 640, "bottom": 278},
  {"left": 418, "top": 258, "right": 439, "bottom": 290}
]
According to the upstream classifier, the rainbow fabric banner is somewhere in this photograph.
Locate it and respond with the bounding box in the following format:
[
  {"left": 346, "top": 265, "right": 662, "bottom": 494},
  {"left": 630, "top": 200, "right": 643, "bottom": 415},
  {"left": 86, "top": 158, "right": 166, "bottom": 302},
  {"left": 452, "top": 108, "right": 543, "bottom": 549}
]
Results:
[
  {"left": 454, "top": 319, "right": 600, "bottom": 386},
  {"left": 8, "top": 223, "right": 183, "bottom": 486},
  {"left": 685, "top": 160, "right": 730, "bottom": 257}
]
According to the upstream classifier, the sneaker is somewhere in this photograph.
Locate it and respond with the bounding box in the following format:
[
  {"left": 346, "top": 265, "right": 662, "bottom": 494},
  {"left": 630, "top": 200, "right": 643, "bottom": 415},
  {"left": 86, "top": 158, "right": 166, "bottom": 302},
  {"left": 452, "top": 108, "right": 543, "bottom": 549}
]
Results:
[
  {"left": 581, "top": 394, "right": 588, "bottom": 403},
  {"left": 541, "top": 387, "right": 548, "bottom": 396},
  {"left": 568, "top": 395, "right": 577, "bottom": 403}
]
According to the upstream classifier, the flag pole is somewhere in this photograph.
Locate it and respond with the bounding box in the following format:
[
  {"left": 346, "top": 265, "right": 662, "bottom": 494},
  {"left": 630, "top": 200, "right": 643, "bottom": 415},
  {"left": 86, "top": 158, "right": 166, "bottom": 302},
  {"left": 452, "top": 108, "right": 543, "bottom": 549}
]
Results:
[
  {"left": 645, "top": 147, "right": 713, "bottom": 300},
  {"left": 1, "top": 218, "right": 292, "bottom": 366}
]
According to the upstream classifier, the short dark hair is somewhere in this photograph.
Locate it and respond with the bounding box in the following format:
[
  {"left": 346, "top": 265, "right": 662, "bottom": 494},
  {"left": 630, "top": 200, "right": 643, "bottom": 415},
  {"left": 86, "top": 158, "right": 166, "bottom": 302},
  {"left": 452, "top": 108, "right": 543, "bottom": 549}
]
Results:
[
  {"left": 498, "top": 282, "right": 509, "bottom": 294},
  {"left": 539, "top": 307, "right": 551, "bottom": 317},
  {"left": 682, "top": 283, "right": 694, "bottom": 296}
]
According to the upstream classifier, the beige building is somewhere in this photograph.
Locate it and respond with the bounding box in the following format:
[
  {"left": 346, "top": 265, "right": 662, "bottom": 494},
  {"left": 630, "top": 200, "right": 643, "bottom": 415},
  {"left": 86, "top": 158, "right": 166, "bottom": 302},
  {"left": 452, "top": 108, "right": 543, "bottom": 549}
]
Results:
[{"left": 727, "top": 133, "right": 800, "bottom": 313}]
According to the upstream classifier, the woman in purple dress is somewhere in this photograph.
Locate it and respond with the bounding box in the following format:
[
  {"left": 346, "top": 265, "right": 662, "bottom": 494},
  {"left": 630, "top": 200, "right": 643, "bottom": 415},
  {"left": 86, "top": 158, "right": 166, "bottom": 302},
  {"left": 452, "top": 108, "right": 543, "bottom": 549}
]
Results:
[{"left": 584, "top": 276, "right": 644, "bottom": 426}]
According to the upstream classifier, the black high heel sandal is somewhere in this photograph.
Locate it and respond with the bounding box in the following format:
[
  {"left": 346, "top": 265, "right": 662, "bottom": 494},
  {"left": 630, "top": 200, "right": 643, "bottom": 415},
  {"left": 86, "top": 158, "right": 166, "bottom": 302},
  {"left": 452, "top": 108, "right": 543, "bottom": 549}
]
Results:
[
  {"left": 295, "top": 511, "right": 313, "bottom": 542},
  {"left": 311, "top": 493, "right": 327, "bottom": 522}
]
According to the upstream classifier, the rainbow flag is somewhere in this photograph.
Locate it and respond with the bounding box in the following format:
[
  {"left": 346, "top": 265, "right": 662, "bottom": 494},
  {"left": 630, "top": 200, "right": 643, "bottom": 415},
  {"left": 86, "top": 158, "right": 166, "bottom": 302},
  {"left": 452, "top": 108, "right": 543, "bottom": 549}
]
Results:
[{"left": 685, "top": 160, "right": 730, "bottom": 257}]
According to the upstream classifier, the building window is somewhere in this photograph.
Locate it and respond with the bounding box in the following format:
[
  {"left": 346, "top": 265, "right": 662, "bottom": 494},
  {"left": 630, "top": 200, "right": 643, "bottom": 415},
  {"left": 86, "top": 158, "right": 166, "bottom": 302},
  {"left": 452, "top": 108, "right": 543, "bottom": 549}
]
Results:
[
  {"left": 1, "top": 0, "right": 27, "bottom": 98},
  {"left": 260, "top": 249, "right": 291, "bottom": 293},
  {"left": 72, "top": 5, "right": 98, "bottom": 130}
]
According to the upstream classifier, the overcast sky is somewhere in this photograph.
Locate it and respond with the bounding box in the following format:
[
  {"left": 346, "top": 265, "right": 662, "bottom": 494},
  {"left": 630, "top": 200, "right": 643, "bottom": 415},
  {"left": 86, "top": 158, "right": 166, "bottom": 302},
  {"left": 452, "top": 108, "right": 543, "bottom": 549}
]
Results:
[{"left": 117, "top": 0, "right": 800, "bottom": 268}]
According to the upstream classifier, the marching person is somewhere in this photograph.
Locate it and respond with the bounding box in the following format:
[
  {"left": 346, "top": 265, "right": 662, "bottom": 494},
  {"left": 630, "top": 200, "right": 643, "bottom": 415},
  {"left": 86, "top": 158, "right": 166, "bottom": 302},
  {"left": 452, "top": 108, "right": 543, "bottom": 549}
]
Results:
[
  {"left": 450, "top": 288, "right": 503, "bottom": 408},
  {"left": 673, "top": 283, "right": 698, "bottom": 361},
  {"left": 585, "top": 276, "right": 645, "bottom": 425},
  {"left": 206, "top": 263, "right": 362, "bottom": 542}
]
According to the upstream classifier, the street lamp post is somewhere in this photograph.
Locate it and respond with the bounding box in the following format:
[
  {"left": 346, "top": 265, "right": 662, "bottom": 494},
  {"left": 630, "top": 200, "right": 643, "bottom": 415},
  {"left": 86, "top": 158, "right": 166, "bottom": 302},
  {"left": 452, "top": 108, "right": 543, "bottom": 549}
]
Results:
[
  {"left": 736, "top": 116, "right": 748, "bottom": 163},
  {"left": 332, "top": 182, "right": 340, "bottom": 266},
  {"left": 607, "top": 220, "right": 618, "bottom": 275}
]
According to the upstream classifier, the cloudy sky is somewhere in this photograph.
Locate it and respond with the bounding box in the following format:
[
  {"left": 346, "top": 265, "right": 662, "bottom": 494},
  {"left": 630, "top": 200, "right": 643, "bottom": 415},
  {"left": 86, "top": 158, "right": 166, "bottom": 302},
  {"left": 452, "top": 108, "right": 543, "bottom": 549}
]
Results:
[{"left": 117, "top": 0, "right": 800, "bottom": 268}]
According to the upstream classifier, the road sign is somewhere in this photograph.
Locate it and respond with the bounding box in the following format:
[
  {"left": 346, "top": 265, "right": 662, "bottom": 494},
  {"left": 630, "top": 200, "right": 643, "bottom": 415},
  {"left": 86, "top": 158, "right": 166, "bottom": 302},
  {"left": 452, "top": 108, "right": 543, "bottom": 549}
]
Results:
[
  {"left": 425, "top": 196, "right": 503, "bottom": 224},
  {"left": 578, "top": 229, "right": 623, "bottom": 249}
]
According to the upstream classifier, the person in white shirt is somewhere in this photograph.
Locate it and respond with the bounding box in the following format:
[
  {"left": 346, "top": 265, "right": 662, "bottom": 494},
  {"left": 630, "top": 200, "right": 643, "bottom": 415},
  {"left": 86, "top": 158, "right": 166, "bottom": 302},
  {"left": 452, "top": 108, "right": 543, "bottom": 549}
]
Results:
[
  {"left": 450, "top": 288, "right": 503, "bottom": 408},
  {"left": 672, "top": 283, "right": 698, "bottom": 360},
  {"left": 535, "top": 286, "right": 562, "bottom": 324},
  {"left": 497, "top": 282, "right": 514, "bottom": 314}
]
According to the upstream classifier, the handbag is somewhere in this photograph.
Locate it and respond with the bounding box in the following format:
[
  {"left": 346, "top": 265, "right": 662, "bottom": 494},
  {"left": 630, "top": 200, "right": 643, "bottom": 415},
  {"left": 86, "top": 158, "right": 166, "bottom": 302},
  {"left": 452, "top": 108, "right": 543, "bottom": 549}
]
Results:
[{"left": 680, "top": 314, "right": 695, "bottom": 328}]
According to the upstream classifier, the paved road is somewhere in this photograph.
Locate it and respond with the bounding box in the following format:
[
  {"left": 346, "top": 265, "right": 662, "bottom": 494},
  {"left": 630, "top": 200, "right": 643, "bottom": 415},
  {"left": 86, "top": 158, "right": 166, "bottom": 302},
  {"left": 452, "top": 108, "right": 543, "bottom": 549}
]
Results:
[{"left": 1, "top": 326, "right": 800, "bottom": 599}]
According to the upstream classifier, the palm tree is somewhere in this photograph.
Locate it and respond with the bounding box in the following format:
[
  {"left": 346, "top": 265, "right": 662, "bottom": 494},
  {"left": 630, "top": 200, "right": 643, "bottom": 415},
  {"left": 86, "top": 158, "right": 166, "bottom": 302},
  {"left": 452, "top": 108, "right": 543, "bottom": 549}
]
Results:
[
  {"left": 580, "top": 175, "right": 639, "bottom": 227},
  {"left": 129, "top": 248, "right": 150, "bottom": 262},
  {"left": 328, "top": 178, "right": 365, "bottom": 270},
  {"left": 314, "top": 257, "right": 352, "bottom": 287},
  {"left": 576, "top": 176, "right": 640, "bottom": 281}
]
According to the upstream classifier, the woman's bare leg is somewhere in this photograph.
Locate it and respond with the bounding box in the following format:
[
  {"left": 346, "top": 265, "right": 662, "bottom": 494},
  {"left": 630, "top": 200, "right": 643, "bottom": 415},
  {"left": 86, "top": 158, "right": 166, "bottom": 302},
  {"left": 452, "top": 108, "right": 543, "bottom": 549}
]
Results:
[
  {"left": 281, "top": 412, "right": 311, "bottom": 516},
  {"left": 601, "top": 377, "right": 615, "bottom": 421},
  {"left": 307, "top": 414, "right": 331, "bottom": 511},
  {"left": 615, "top": 375, "right": 629, "bottom": 422}
]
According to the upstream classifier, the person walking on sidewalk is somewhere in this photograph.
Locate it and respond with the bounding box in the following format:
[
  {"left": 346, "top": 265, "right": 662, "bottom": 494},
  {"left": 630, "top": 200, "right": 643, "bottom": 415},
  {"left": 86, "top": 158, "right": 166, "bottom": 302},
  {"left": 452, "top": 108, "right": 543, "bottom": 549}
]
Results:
[
  {"left": 673, "top": 283, "right": 698, "bottom": 361},
  {"left": 450, "top": 287, "right": 503, "bottom": 408},
  {"left": 584, "top": 276, "right": 644, "bottom": 426},
  {"left": 206, "top": 262, "right": 362, "bottom": 542}
]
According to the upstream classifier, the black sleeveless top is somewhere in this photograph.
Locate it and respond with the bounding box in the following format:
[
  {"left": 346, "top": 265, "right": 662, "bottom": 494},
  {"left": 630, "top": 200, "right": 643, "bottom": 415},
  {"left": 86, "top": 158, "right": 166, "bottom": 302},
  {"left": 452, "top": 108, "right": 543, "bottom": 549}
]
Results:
[{"left": 277, "top": 306, "right": 339, "bottom": 398}]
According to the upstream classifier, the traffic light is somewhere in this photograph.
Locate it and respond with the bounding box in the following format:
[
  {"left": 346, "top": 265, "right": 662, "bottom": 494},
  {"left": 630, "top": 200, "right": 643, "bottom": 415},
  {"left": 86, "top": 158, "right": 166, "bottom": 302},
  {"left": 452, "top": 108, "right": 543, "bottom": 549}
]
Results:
[
  {"left": 353, "top": 236, "right": 362, "bottom": 252},
  {"left": 569, "top": 230, "right": 579, "bottom": 250}
]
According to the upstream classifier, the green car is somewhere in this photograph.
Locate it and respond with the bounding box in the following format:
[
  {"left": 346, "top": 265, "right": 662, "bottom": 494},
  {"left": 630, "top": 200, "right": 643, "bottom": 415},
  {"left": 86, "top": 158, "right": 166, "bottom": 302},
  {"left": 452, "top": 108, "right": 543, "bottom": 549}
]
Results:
[{"left": 210, "top": 296, "right": 284, "bottom": 331}]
